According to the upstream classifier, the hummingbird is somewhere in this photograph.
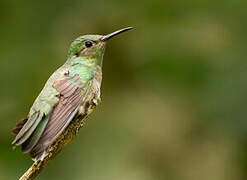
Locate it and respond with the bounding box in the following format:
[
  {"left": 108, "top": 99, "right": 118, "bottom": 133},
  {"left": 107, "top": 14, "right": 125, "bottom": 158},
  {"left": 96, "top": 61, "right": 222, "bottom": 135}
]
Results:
[{"left": 12, "top": 27, "right": 133, "bottom": 160}]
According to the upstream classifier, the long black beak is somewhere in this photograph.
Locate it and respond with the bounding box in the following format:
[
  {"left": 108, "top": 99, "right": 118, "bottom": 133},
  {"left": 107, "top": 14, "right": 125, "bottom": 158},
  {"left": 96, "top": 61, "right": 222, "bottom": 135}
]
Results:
[{"left": 101, "top": 27, "right": 133, "bottom": 41}]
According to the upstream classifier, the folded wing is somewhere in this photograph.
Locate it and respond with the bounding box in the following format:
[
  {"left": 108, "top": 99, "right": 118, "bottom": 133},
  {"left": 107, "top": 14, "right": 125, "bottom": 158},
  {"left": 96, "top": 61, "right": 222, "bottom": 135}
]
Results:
[
  {"left": 12, "top": 74, "right": 89, "bottom": 160},
  {"left": 29, "top": 75, "right": 86, "bottom": 159}
]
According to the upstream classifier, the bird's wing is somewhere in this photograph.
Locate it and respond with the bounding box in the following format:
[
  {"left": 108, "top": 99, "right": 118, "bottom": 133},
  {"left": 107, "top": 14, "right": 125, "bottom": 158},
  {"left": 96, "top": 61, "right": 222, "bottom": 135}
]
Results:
[
  {"left": 12, "top": 68, "right": 64, "bottom": 147},
  {"left": 12, "top": 71, "right": 92, "bottom": 158},
  {"left": 29, "top": 75, "right": 91, "bottom": 159}
]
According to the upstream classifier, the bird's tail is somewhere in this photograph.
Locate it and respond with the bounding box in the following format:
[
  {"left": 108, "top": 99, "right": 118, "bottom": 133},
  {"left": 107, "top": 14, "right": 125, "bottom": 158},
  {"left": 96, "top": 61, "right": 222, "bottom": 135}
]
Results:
[{"left": 12, "top": 117, "right": 28, "bottom": 135}]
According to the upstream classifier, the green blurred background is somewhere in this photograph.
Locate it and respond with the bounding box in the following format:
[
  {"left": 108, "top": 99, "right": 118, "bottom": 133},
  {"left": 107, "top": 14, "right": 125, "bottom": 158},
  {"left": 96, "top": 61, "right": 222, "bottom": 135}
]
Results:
[{"left": 0, "top": 0, "right": 247, "bottom": 179}]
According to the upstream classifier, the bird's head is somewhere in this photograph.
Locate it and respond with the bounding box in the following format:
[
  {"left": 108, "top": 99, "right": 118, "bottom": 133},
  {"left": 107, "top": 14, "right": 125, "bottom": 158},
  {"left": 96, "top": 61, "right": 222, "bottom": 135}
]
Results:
[{"left": 68, "top": 27, "right": 133, "bottom": 66}]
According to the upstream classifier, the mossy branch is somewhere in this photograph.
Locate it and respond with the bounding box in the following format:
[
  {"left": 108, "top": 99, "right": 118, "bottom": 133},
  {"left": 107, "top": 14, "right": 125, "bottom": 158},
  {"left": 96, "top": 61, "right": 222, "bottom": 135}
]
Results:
[{"left": 19, "top": 112, "right": 90, "bottom": 180}]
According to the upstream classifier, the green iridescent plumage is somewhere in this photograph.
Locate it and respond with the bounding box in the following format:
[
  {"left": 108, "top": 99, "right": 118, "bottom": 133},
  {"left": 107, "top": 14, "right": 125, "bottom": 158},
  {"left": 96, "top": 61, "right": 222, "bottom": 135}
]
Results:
[{"left": 12, "top": 27, "right": 133, "bottom": 160}]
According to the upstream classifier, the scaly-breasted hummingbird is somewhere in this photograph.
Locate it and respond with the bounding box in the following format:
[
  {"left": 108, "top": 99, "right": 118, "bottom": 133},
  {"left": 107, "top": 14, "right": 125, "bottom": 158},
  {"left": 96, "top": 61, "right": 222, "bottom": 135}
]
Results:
[{"left": 12, "top": 27, "right": 133, "bottom": 160}]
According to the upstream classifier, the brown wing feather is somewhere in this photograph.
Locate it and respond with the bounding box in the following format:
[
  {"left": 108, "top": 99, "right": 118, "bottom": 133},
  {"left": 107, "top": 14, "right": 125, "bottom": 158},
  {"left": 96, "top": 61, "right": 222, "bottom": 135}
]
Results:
[{"left": 30, "top": 75, "right": 84, "bottom": 159}]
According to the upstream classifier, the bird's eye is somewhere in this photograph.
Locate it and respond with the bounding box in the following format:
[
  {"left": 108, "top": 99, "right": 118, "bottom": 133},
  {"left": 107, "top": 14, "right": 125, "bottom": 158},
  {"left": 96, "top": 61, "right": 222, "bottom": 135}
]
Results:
[{"left": 85, "top": 41, "right": 93, "bottom": 48}]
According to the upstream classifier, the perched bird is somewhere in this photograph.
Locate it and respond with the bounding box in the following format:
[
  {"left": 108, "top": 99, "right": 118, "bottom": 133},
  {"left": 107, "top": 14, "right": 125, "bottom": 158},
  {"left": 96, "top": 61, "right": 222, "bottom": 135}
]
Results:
[{"left": 12, "top": 27, "right": 133, "bottom": 161}]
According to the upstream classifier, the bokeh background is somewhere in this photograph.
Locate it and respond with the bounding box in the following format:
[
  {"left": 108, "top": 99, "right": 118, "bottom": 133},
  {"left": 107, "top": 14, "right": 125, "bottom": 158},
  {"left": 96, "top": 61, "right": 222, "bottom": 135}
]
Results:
[{"left": 0, "top": 0, "right": 247, "bottom": 179}]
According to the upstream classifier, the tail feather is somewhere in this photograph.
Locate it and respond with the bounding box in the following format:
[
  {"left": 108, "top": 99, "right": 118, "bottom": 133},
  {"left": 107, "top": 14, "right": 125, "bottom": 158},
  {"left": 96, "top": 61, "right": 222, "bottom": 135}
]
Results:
[
  {"left": 12, "top": 112, "right": 43, "bottom": 146},
  {"left": 12, "top": 112, "right": 39, "bottom": 145},
  {"left": 22, "top": 115, "right": 49, "bottom": 153},
  {"left": 12, "top": 117, "right": 28, "bottom": 135}
]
